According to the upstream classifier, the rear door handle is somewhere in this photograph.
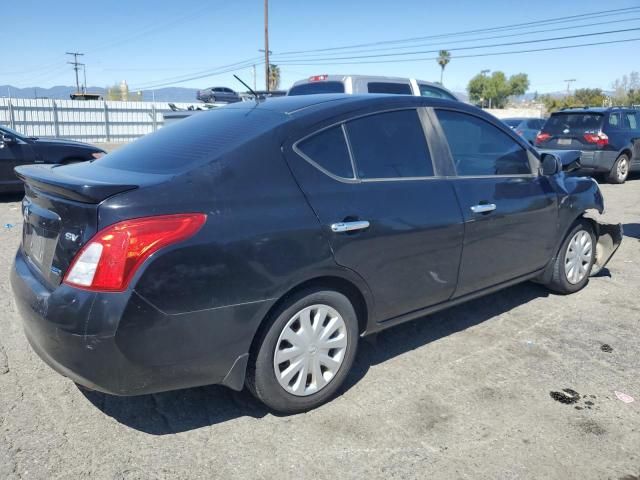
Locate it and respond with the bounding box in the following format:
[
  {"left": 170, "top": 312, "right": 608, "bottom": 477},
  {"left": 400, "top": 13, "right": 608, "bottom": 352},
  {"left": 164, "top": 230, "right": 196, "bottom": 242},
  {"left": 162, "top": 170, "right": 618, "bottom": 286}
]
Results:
[
  {"left": 331, "top": 221, "right": 370, "bottom": 233},
  {"left": 470, "top": 203, "right": 497, "bottom": 214}
]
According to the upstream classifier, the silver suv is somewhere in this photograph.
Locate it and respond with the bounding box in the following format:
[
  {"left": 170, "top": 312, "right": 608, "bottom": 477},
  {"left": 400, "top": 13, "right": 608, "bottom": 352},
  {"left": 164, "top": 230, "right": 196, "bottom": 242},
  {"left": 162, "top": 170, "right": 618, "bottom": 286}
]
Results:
[{"left": 287, "top": 74, "right": 459, "bottom": 101}]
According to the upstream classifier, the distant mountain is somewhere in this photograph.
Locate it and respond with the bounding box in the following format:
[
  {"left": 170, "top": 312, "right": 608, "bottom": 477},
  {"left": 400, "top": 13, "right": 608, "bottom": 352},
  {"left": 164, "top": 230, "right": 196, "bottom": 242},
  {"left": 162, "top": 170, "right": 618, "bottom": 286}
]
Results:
[{"left": 1, "top": 85, "right": 200, "bottom": 103}]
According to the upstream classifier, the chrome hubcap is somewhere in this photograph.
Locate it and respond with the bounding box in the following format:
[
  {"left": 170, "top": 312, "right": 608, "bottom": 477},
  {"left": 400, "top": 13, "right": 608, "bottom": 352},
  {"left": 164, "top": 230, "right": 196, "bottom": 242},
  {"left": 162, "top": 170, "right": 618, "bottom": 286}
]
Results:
[
  {"left": 617, "top": 157, "right": 629, "bottom": 180},
  {"left": 564, "top": 230, "right": 593, "bottom": 284},
  {"left": 273, "top": 304, "right": 348, "bottom": 396}
]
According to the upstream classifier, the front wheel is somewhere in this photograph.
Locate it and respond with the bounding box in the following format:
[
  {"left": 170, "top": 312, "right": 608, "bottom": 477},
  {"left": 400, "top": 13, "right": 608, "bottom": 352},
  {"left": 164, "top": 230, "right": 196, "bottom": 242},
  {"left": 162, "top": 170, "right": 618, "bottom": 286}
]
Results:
[
  {"left": 246, "top": 289, "right": 359, "bottom": 413},
  {"left": 607, "top": 153, "right": 630, "bottom": 184},
  {"left": 546, "top": 221, "right": 596, "bottom": 294}
]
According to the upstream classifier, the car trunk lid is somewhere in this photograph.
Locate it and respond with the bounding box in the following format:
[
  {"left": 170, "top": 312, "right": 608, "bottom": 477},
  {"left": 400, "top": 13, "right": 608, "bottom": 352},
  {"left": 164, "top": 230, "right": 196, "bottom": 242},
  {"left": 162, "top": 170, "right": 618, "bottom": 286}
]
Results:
[{"left": 15, "top": 163, "right": 159, "bottom": 288}]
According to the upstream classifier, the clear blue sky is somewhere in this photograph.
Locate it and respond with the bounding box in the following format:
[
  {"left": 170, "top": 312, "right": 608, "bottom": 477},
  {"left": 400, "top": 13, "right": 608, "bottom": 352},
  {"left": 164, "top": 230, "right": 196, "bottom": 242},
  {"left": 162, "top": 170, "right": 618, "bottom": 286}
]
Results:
[{"left": 4, "top": 0, "right": 640, "bottom": 94}]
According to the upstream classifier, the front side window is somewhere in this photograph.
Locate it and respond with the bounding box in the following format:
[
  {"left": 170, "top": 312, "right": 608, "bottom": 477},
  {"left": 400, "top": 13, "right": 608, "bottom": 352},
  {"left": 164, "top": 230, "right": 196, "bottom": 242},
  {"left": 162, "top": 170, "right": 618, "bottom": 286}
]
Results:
[
  {"left": 367, "top": 82, "right": 412, "bottom": 95},
  {"left": 418, "top": 84, "right": 457, "bottom": 100},
  {"left": 435, "top": 110, "right": 532, "bottom": 176},
  {"left": 345, "top": 109, "right": 433, "bottom": 178},
  {"left": 296, "top": 126, "right": 353, "bottom": 179}
]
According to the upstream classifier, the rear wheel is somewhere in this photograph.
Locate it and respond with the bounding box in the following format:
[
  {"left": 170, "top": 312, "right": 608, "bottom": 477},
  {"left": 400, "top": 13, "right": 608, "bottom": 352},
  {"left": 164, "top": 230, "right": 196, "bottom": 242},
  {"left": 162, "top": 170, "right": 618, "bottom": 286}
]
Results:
[
  {"left": 246, "top": 289, "right": 359, "bottom": 413},
  {"left": 546, "top": 221, "right": 596, "bottom": 294},
  {"left": 607, "top": 153, "right": 629, "bottom": 184}
]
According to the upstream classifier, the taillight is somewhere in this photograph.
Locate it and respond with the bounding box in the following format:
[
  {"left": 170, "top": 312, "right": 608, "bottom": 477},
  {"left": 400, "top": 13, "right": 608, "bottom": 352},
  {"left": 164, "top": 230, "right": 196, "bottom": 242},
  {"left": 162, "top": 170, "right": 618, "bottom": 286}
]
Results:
[
  {"left": 309, "top": 74, "right": 328, "bottom": 82},
  {"left": 535, "top": 132, "right": 551, "bottom": 144},
  {"left": 583, "top": 132, "right": 609, "bottom": 147},
  {"left": 64, "top": 213, "right": 206, "bottom": 292}
]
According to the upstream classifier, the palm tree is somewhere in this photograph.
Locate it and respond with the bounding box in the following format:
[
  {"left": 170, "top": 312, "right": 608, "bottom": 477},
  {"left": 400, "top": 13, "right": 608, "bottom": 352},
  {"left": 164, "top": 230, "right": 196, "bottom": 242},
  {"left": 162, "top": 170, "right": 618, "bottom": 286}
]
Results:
[
  {"left": 437, "top": 50, "right": 451, "bottom": 85},
  {"left": 268, "top": 64, "right": 281, "bottom": 91}
]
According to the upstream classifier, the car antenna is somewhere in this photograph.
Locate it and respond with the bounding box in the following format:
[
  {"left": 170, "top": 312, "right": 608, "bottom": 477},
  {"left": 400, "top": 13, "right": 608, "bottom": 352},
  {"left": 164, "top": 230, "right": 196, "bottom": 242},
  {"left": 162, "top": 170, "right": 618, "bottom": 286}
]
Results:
[{"left": 233, "top": 75, "right": 259, "bottom": 103}]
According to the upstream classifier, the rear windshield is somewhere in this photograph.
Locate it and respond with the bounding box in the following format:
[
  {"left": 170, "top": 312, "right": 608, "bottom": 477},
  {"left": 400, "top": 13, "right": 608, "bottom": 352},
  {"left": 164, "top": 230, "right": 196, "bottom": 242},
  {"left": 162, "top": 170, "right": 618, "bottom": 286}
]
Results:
[
  {"left": 418, "top": 84, "right": 457, "bottom": 100},
  {"left": 367, "top": 82, "right": 412, "bottom": 95},
  {"left": 96, "top": 107, "right": 282, "bottom": 174},
  {"left": 288, "top": 81, "right": 345, "bottom": 96},
  {"left": 544, "top": 113, "right": 604, "bottom": 134}
]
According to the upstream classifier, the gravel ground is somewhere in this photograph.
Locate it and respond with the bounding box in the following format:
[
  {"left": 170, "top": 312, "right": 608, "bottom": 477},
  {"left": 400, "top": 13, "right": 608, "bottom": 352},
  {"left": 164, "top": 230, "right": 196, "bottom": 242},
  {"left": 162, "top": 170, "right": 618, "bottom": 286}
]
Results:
[{"left": 0, "top": 177, "right": 639, "bottom": 480}]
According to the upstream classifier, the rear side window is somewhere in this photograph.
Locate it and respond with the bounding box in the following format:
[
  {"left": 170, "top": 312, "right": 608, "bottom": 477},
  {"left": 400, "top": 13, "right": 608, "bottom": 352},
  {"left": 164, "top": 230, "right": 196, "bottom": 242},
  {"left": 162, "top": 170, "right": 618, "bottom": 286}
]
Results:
[
  {"left": 544, "top": 113, "right": 604, "bottom": 134},
  {"left": 346, "top": 109, "right": 433, "bottom": 178},
  {"left": 367, "top": 82, "right": 412, "bottom": 95},
  {"left": 296, "top": 126, "right": 353, "bottom": 178},
  {"left": 527, "top": 119, "right": 545, "bottom": 129},
  {"left": 624, "top": 112, "right": 638, "bottom": 129},
  {"left": 608, "top": 113, "right": 621, "bottom": 128},
  {"left": 288, "top": 82, "right": 345, "bottom": 95},
  {"left": 418, "top": 84, "right": 457, "bottom": 100},
  {"left": 436, "top": 110, "right": 531, "bottom": 176}
]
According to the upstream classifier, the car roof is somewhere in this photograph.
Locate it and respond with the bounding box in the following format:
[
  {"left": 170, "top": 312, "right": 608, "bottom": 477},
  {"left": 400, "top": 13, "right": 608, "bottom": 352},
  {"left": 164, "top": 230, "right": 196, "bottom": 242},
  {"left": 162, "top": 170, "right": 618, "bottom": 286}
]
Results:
[
  {"left": 223, "top": 94, "right": 479, "bottom": 120},
  {"left": 556, "top": 107, "right": 635, "bottom": 114}
]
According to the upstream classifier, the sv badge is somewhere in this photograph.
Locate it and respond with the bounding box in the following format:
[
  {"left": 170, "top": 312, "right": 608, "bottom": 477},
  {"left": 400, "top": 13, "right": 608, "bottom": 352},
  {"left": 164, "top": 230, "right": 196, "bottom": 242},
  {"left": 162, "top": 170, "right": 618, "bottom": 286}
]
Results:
[{"left": 65, "top": 232, "right": 80, "bottom": 242}]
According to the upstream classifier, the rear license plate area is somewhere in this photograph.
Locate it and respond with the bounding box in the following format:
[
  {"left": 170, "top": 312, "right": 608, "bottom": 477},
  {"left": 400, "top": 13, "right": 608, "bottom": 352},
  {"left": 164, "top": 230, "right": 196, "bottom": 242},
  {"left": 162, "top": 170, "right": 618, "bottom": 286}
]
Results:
[
  {"left": 23, "top": 224, "right": 54, "bottom": 271},
  {"left": 557, "top": 138, "right": 572, "bottom": 146}
]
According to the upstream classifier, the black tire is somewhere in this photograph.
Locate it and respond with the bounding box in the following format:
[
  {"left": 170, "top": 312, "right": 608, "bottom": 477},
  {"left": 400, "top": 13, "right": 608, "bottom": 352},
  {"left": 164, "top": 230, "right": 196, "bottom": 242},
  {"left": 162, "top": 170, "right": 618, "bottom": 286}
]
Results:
[
  {"left": 546, "top": 220, "right": 596, "bottom": 294},
  {"left": 606, "top": 153, "right": 630, "bottom": 184},
  {"left": 246, "top": 289, "right": 359, "bottom": 414}
]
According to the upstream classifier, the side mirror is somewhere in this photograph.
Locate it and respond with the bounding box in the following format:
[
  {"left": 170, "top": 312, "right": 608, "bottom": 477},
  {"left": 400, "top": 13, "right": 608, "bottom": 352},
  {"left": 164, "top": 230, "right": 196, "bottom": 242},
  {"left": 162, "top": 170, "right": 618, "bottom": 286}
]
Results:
[
  {"left": 541, "top": 154, "right": 561, "bottom": 176},
  {"left": 540, "top": 151, "right": 582, "bottom": 175},
  {"left": 0, "top": 134, "right": 16, "bottom": 146}
]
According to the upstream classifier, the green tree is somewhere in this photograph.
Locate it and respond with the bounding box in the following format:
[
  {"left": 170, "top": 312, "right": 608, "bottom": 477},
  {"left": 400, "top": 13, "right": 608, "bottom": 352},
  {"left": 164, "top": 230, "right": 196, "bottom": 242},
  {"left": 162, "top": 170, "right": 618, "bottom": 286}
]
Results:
[
  {"left": 540, "top": 88, "right": 606, "bottom": 113},
  {"left": 436, "top": 50, "right": 451, "bottom": 85},
  {"left": 467, "top": 71, "right": 529, "bottom": 108},
  {"left": 612, "top": 71, "right": 640, "bottom": 105},
  {"left": 268, "top": 64, "right": 281, "bottom": 91}
]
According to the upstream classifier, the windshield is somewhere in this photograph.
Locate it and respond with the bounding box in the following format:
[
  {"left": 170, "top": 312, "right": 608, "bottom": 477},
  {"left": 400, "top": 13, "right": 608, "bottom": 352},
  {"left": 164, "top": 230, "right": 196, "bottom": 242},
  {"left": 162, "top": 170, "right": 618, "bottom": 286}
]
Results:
[
  {"left": 544, "top": 113, "right": 604, "bottom": 134},
  {"left": 0, "top": 125, "right": 26, "bottom": 139},
  {"left": 288, "top": 81, "right": 345, "bottom": 96},
  {"left": 502, "top": 119, "right": 523, "bottom": 128}
]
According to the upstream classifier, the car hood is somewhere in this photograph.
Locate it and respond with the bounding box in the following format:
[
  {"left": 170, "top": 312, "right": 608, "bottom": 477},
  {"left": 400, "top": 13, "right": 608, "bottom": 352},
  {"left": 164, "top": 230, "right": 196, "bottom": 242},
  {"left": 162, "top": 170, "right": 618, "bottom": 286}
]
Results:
[{"left": 31, "top": 137, "right": 104, "bottom": 151}]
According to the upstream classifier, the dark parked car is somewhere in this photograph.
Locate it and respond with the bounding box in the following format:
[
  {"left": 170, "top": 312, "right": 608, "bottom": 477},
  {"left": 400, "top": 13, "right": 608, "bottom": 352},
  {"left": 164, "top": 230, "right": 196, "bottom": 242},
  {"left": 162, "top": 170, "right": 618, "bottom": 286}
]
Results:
[
  {"left": 196, "top": 86, "right": 242, "bottom": 104},
  {"left": 0, "top": 125, "right": 105, "bottom": 193},
  {"left": 11, "top": 95, "right": 621, "bottom": 413},
  {"left": 535, "top": 107, "right": 640, "bottom": 184},
  {"left": 502, "top": 117, "right": 546, "bottom": 144}
]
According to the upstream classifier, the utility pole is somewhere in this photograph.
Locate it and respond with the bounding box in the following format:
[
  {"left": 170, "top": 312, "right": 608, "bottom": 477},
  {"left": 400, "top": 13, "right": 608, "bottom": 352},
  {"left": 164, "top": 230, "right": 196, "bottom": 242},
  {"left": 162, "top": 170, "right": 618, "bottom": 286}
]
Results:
[
  {"left": 564, "top": 78, "right": 576, "bottom": 95},
  {"left": 264, "top": 0, "right": 270, "bottom": 92},
  {"left": 66, "top": 52, "right": 84, "bottom": 93}
]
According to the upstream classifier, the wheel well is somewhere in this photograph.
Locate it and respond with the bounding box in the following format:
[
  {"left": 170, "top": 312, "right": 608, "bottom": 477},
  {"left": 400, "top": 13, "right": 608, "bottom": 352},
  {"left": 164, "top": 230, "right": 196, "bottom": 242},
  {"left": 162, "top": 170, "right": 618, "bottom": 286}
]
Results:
[
  {"left": 249, "top": 276, "right": 369, "bottom": 356},
  {"left": 620, "top": 148, "right": 632, "bottom": 160}
]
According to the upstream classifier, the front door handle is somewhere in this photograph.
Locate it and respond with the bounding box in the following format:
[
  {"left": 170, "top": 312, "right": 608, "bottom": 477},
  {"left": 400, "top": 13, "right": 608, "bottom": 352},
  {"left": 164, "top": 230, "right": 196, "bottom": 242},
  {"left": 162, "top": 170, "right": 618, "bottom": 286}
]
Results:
[
  {"left": 470, "top": 203, "right": 497, "bottom": 214},
  {"left": 331, "top": 221, "right": 370, "bottom": 233}
]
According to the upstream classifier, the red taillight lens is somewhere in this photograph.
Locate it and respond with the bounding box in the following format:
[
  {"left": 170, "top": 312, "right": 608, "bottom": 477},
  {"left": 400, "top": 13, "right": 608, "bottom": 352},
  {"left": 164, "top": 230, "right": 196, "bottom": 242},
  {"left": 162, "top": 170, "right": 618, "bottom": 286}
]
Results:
[
  {"left": 535, "top": 132, "right": 551, "bottom": 144},
  {"left": 64, "top": 213, "right": 206, "bottom": 292},
  {"left": 583, "top": 132, "right": 609, "bottom": 147},
  {"left": 309, "top": 74, "right": 328, "bottom": 82}
]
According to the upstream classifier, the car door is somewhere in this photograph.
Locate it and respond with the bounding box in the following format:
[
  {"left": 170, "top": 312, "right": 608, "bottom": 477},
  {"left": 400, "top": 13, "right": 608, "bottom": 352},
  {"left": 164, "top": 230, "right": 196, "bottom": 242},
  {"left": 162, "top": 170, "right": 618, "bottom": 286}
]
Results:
[
  {"left": 433, "top": 108, "right": 559, "bottom": 298},
  {"left": 284, "top": 108, "right": 464, "bottom": 322},
  {"left": 0, "top": 130, "right": 35, "bottom": 191}
]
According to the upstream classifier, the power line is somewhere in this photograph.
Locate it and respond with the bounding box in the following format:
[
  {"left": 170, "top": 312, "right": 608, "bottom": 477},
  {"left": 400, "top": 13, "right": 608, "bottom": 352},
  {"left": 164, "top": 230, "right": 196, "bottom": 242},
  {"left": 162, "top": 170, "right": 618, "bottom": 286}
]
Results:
[
  {"left": 275, "top": 6, "right": 640, "bottom": 56},
  {"left": 273, "top": 37, "right": 640, "bottom": 66},
  {"left": 272, "top": 27, "right": 640, "bottom": 63},
  {"left": 273, "top": 16, "right": 640, "bottom": 59},
  {"left": 131, "top": 58, "right": 263, "bottom": 90}
]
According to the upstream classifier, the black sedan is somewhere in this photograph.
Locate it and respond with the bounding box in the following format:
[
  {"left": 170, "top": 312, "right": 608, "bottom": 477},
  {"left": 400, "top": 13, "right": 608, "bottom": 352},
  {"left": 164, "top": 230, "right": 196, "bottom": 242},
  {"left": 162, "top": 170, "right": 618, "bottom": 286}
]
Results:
[
  {"left": 0, "top": 125, "right": 105, "bottom": 193},
  {"left": 11, "top": 95, "right": 621, "bottom": 413}
]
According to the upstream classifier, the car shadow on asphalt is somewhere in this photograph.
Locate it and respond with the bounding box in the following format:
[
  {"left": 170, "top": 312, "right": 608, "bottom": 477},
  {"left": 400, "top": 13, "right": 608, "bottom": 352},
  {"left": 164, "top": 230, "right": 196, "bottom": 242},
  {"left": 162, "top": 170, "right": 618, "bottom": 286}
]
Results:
[
  {"left": 623, "top": 223, "right": 640, "bottom": 240},
  {"left": 80, "top": 282, "right": 549, "bottom": 435},
  {"left": 0, "top": 193, "right": 23, "bottom": 204}
]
